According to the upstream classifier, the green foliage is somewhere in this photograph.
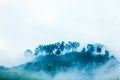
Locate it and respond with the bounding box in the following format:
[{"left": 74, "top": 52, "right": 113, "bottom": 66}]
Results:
[
  {"left": 22, "top": 42, "right": 117, "bottom": 74},
  {"left": 0, "top": 69, "right": 50, "bottom": 80},
  {"left": 0, "top": 42, "right": 118, "bottom": 79},
  {"left": 34, "top": 41, "right": 80, "bottom": 56}
]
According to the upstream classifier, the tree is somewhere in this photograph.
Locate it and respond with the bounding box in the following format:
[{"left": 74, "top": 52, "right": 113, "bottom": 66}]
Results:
[
  {"left": 24, "top": 49, "right": 34, "bottom": 59},
  {"left": 55, "top": 49, "right": 61, "bottom": 55},
  {"left": 105, "top": 50, "right": 109, "bottom": 56},
  {"left": 44, "top": 45, "right": 54, "bottom": 54},
  {"left": 59, "top": 41, "right": 65, "bottom": 51},
  {"left": 34, "top": 45, "right": 44, "bottom": 56},
  {"left": 105, "top": 50, "right": 110, "bottom": 60},
  {"left": 24, "top": 49, "right": 33, "bottom": 57},
  {"left": 81, "top": 48, "right": 86, "bottom": 54},
  {"left": 65, "top": 42, "right": 72, "bottom": 51},
  {"left": 71, "top": 42, "right": 80, "bottom": 51},
  {"left": 87, "top": 44, "right": 94, "bottom": 53},
  {"left": 111, "top": 55, "right": 116, "bottom": 60},
  {"left": 65, "top": 41, "right": 80, "bottom": 52},
  {"left": 97, "top": 47, "right": 102, "bottom": 53}
]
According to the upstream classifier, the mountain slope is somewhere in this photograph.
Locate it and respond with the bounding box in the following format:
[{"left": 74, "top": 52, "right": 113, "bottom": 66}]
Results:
[{"left": 0, "top": 41, "right": 119, "bottom": 80}]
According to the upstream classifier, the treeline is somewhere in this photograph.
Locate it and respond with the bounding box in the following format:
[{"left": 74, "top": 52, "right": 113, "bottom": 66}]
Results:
[
  {"left": 34, "top": 41, "right": 80, "bottom": 56},
  {"left": 23, "top": 42, "right": 117, "bottom": 73},
  {"left": 0, "top": 41, "right": 119, "bottom": 79}
]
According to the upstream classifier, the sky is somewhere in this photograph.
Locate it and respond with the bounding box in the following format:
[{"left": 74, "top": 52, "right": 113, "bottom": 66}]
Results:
[{"left": 0, "top": 0, "right": 120, "bottom": 66}]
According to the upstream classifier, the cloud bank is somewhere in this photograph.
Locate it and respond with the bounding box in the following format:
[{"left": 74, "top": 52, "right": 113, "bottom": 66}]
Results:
[{"left": 0, "top": 0, "right": 120, "bottom": 66}]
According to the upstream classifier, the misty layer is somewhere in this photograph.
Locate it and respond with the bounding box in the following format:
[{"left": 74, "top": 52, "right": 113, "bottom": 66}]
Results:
[{"left": 0, "top": 41, "right": 119, "bottom": 80}]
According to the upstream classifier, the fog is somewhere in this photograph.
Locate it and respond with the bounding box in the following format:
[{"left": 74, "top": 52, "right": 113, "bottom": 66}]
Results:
[
  {"left": 0, "top": 0, "right": 120, "bottom": 66},
  {"left": 29, "top": 61, "right": 120, "bottom": 80},
  {"left": 4, "top": 60, "right": 118, "bottom": 80},
  {"left": 0, "top": 42, "right": 120, "bottom": 79}
]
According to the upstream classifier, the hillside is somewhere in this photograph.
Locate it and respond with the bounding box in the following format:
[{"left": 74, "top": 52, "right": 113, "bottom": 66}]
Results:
[{"left": 0, "top": 41, "right": 119, "bottom": 80}]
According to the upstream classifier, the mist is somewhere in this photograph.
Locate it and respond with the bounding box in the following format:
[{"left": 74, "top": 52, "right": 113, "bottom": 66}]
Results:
[
  {"left": 0, "top": 0, "right": 120, "bottom": 79},
  {"left": 1, "top": 0, "right": 120, "bottom": 66},
  {"left": 24, "top": 61, "right": 120, "bottom": 80},
  {"left": 1, "top": 61, "right": 119, "bottom": 80},
  {"left": 0, "top": 41, "right": 120, "bottom": 80}
]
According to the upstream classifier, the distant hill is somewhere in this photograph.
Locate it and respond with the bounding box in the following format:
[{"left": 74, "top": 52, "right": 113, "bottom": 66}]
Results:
[
  {"left": 0, "top": 41, "right": 119, "bottom": 80},
  {"left": 22, "top": 41, "right": 118, "bottom": 73}
]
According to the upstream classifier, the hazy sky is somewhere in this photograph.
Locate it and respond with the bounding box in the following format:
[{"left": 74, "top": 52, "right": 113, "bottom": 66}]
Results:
[{"left": 0, "top": 0, "right": 120, "bottom": 66}]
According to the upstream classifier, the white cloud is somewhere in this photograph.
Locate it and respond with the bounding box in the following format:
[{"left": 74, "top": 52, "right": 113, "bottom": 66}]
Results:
[{"left": 0, "top": 0, "right": 120, "bottom": 66}]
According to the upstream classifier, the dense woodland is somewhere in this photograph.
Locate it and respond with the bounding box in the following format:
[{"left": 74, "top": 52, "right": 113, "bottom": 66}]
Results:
[
  {"left": 0, "top": 41, "right": 119, "bottom": 80},
  {"left": 23, "top": 42, "right": 117, "bottom": 72}
]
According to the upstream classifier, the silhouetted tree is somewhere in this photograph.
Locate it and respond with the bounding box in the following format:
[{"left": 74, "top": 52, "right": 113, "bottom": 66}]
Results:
[
  {"left": 59, "top": 41, "right": 65, "bottom": 51},
  {"left": 34, "top": 48, "right": 40, "bottom": 56},
  {"left": 105, "top": 50, "right": 109, "bottom": 57},
  {"left": 87, "top": 44, "right": 94, "bottom": 53},
  {"left": 64, "top": 41, "right": 80, "bottom": 52},
  {"left": 56, "top": 49, "right": 61, "bottom": 55},
  {"left": 104, "top": 50, "right": 110, "bottom": 61},
  {"left": 65, "top": 42, "right": 72, "bottom": 51},
  {"left": 97, "top": 47, "right": 102, "bottom": 53},
  {"left": 111, "top": 55, "right": 116, "bottom": 60},
  {"left": 44, "top": 45, "right": 54, "bottom": 54},
  {"left": 71, "top": 42, "right": 80, "bottom": 51},
  {"left": 34, "top": 45, "right": 45, "bottom": 56},
  {"left": 24, "top": 49, "right": 32, "bottom": 54},
  {"left": 81, "top": 48, "right": 86, "bottom": 54}
]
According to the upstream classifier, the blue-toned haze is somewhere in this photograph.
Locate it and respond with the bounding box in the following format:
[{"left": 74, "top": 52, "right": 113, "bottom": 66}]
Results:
[{"left": 0, "top": 0, "right": 120, "bottom": 66}]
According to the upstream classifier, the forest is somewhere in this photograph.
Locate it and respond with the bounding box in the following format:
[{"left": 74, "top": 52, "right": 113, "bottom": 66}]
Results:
[{"left": 0, "top": 41, "right": 119, "bottom": 80}]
